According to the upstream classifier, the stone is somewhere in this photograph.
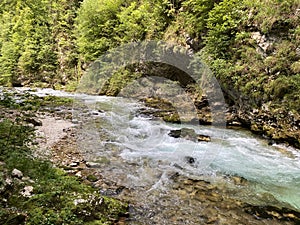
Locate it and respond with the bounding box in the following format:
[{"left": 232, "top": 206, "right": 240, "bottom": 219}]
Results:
[
  {"left": 168, "top": 128, "right": 211, "bottom": 142},
  {"left": 21, "top": 186, "right": 34, "bottom": 197},
  {"left": 197, "top": 134, "right": 211, "bottom": 142},
  {"left": 5, "top": 178, "right": 13, "bottom": 186},
  {"left": 184, "top": 156, "right": 196, "bottom": 164},
  {"left": 12, "top": 169, "right": 23, "bottom": 179},
  {"left": 91, "top": 111, "right": 99, "bottom": 115},
  {"left": 168, "top": 129, "right": 181, "bottom": 138},
  {"left": 86, "top": 162, "right": 101, "bottom": 168},
  {"left": 75, "top": 171, "right": 82, "bottom": 178},
  {"left": 69, "top": 162, "right": 79, "bottom": 167}
]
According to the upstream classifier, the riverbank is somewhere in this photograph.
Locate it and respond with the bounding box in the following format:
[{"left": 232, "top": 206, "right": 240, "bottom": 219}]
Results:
[{"left": 0, "top": 88, "right": 128, "bottom": 225}]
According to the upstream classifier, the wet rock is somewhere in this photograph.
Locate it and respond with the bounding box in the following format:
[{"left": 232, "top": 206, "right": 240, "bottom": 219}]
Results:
[
  {"left": 91, "top": 110, "right": 100, "bottom": 115},
  {"left": 235, "top": 107, "right": 300, "bottom": 149},
  {"left": 243, "top": 205, "right": 300, "bottom": 222},
  {"left": 231, "top": 176, "right": 248, "bottom": 185},
  {"left": 168, "top": 129, "right": 181, "bottom": 138},
  {"left": 184, "top": 156, "right": 196, "bottom": 165},
  {"left": 168, "top": 128, "right": 211, "bottom": 142},
  {"left": 197, "top": 134, "right": 211, "bottom": 142},
  {"left": 86, "top": 162, "right": 101, "bottom": 168},
  {"left": 11, "top": 169, "right": 23, "bottom": 179}
]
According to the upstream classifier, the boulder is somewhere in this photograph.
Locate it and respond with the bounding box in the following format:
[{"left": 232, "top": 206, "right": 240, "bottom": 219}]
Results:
[{"left": 168, "top": 128, "right": 211, "bottom": 142}]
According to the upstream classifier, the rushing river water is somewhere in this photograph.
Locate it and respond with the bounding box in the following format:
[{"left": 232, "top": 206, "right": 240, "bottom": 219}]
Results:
[{"left": 29, "top": 88, "right": 300, "bottom": 223}]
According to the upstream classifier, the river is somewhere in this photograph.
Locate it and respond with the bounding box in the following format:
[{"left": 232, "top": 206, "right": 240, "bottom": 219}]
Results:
[{"left": 30, "top": 88, "right": 300, "bottom": 224}]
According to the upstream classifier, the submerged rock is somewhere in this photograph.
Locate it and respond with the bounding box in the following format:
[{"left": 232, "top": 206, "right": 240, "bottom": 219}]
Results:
[
  {"left": 168, "top": 128, "right": 211, "bottom": 142},
  {"left": 184, "top": 156, "right": 196, "bottom": 164}
]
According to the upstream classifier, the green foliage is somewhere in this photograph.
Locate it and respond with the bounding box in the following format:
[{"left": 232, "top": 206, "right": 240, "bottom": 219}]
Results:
[
  {"left": 181, "top": 0, "right": 218, "bottom": 38},
  {"left": 244, "top": 0, "right": 299, "bottom": 34},
  {"left": 75, "top": 0, "right": 125, "bottom": 62},
  {"left": 205, "top": 0, "right": 245, "bottom": 59},
  {"left": 115, "top": 1, "right": 166, "bottom": 43},
  {"left": 75, "top": 0, "right": 170, "bottom": 63},
  {"left": 266, "top": 74, "right": 300, "bottom": 111},
  {"left": 104, "top": 67, "right": 144, "bottom": 96},
  {"left": 0, "top": 0, "right": 299, "bottom": 120},
  {"left": 0, "top": 0, "right": 80, "bottom": 87},
  {"left": 0, "top": 119, "right": 34, "bottom": 157}
]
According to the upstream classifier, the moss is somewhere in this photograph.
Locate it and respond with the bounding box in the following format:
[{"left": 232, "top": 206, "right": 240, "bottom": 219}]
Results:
[
  {"left": 87, "top": 174, "right": 98, "bottom": 182},
  {"left": 40, "top": 95, "right": 73, "bottom": 107},
  {"left": 65, "top": 80, "right": 79, "bottom": 92},
  {"left": 163, "top": 114, "right": 180, "bottom": 123}
]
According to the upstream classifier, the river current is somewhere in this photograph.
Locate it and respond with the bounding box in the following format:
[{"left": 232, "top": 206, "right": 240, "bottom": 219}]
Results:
[{"left": 30, "top": 88, "right": 300, "bottom": 222}]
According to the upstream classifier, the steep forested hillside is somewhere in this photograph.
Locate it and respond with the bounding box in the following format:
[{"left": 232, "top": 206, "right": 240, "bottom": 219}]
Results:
[
  {"left": 0, "top": 0, "right": 300, "bottom": 145},
  {"left": 0, "top": 0, "right": 80, "bottom": 87}
]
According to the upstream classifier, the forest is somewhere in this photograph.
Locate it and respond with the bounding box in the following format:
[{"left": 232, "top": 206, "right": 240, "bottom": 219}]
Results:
[{"left": 1, "top": 0, "right": 300, "bottom": 145}]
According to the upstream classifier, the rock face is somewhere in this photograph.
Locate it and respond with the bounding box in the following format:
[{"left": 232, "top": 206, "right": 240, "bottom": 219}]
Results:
[
  {"left": 234, "top": 106, "right": 300, "bottom": 148},
  {"left": 168, "top": 128, "right": 211, "bottom": 142}
]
